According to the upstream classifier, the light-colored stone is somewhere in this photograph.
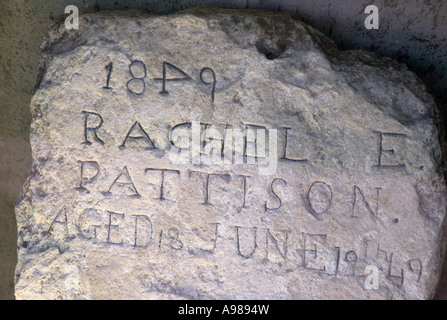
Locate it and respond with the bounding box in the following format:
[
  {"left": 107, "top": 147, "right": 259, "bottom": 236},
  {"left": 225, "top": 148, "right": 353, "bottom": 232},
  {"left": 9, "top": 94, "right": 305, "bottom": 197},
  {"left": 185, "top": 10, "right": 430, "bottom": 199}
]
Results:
[{"left": 15, "top": 8, "right": 447, "bottom": 299}]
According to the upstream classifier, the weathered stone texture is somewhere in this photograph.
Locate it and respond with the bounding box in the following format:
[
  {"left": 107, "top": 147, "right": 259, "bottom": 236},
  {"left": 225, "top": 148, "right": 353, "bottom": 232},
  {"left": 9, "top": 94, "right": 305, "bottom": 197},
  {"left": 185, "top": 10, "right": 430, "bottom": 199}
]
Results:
[{"left": 15, "top": 8, "right": 447, "bottom": 299}]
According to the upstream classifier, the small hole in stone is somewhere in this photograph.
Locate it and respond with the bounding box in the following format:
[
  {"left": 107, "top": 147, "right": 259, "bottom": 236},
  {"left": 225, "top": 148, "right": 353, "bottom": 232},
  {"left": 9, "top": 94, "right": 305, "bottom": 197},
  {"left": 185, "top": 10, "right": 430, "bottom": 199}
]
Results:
[
  {"left": 394, "top": 218, "right": 399, "bottom": 224},
  {"left": 265, "top": 53, "right": 278, "bottom": 60},
  {"left": 255, "top": 39, "right": 288, "bottom": 61}
]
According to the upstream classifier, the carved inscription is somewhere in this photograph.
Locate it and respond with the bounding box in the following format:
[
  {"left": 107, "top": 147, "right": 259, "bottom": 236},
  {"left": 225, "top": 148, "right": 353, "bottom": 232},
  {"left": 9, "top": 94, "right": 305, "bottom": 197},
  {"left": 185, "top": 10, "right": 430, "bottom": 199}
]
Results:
[
  {"left": 305, "top": 181, "right": 333, "bottom": 220},
  {"left": 59, "top": 151, "right": 425, "bottom": 291},
  {"left": 80, "top": 109, "right": 411, "bottom": 172},
  {"left": 17, "top": 9, "right": 445, "bottom": 301},
  {"left": 32, "top": 53, "right": 427, "bottom": 299},
  {"left": 82, "top": 111, "right": 104, "bottom": 145},
  {"left": 67, "top": 90, "right": 420, "bottom": 295},
  {"left": 373, "top": 131, "right": 407, "bottom": 168},
  {"left": 46, "top": 204, "right": 424, "bottom": 291},
  {"left": 72, "top": 162, "right": 392, "bottom": 217},
  {"left": 102, "top": 60, "right": 217, "bottom": 102}
]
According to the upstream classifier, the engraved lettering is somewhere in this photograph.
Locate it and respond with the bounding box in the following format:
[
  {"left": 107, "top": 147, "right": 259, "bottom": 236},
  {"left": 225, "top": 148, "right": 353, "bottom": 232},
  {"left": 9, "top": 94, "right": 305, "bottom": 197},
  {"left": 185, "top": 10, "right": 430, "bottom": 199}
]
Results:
[
  {"left": 154, "top": 62, "right": 192, "bottom": 96},
  {"left": 388, "top": 253, "right": 404, "bottom": 288},
  {"left": 302, "top": 233, "right": 327, "bottom": 271},
  {"left": 169, "top": 122, "right": 192, "bottom": 164},
  {"left": 408, "top": 259, "right": 422, "bottom": 282},
  {"left": 373, "top": 131, "right": 407, "bottom": 168},
  {"left": 192, "top": 223, "right": 220, "bottom": 253},
  {"left": 281, "top": 127, "right": 308, "bottom": 162},
  {"left": 103, "top": 166, "right": 141, "bottom": 197},
  {"left": 199, "top": 67, "right": 216, "bottom": 103},
  {"left": 189, "top": 170, "right": 231, "bottom": 205},
  {"left": 127, "top": 60, "right": 146, "bottom": 95},
  {"left": 120, "top": 121, "right": 155, "bottom": 149},
  {"left": 133, "top": 215, "right": 153, "bottom": 248},
  {"left": 345, "top": 250, "right": 358, "bottom": 275},
  {"left": 350, "top": 185, "right": 381, "bottom": 219},
  {"left": 169, "top": 122, "right": 191, "bottom": 148},
  {"left": 364, "top": 239, "right": 371, "bottom": 259},
  {"left": 235, "top": 226, "right": 257, "bottom": 259},
  {"left": 376, "top": 243, "right": 388, "bottom": 262},
  {"left": 305, "top": 181, "right": 333, "bottom": 220},
  {"left": 106, "top": 210, "right": 124, "bottom": 245},
  {"left": 265, "top": 178, "right": 287, "bottom": 212},
  {"left": 265, "top": 229, "right": 289, "bottom": 260},
  {"left": 222, "top": 126, "right": 245, "bottom": 165},
  {"left": 238, "top": 174, "right": 251, "bottom": 208},
  {"left": 244, "top": 124, "right": 266, "bottom": 163},
  {"left": 48, "top": 206, "right": 69, "bottom": 237},
  {"left": 167, "top": 227, "right": 183, "bottom": 250},
  {"left": 77, "top": 208, "right": 102, "bottom": 240},
  {"left": 191, "top": 120, "right": 201, "bottom": 165},
  {"left": 202, "top": 124, "right": 223, "bottom": 164},
  {"left": 81, "top": 111, "right": 104, "bottom": 145},
  {"left": 144, "top": 168, "right": 180, "bottom": 200},
  {"left": 103, "top": 62, "right": 113, "bottom": 89},
  {"left": 74, "top": 160, "right": 100, "bottom": 193},
  {"left": 334, "top": 246, "right": 341, "bottom": 276}
]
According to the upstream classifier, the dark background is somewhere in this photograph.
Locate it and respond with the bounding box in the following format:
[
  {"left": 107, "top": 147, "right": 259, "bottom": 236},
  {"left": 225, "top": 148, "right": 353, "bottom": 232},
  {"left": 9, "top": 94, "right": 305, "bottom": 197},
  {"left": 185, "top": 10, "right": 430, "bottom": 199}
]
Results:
[{"left": 0, "top": 0, "right": 446, "bottom": 299}]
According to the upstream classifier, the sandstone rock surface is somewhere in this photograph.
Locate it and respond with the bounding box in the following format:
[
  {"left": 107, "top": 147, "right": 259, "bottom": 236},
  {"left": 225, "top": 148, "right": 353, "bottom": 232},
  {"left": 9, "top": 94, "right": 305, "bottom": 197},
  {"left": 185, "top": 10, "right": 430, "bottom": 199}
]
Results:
[{"left": 15, "top": 8, "right": 447, "bottom": 299}]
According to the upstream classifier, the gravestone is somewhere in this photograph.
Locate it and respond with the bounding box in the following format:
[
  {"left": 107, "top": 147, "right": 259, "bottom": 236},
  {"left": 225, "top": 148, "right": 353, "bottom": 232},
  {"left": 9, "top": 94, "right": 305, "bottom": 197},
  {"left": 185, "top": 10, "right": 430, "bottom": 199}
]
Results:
[{"left": 15, "top": 8, "right": 447, "bottom": 299}]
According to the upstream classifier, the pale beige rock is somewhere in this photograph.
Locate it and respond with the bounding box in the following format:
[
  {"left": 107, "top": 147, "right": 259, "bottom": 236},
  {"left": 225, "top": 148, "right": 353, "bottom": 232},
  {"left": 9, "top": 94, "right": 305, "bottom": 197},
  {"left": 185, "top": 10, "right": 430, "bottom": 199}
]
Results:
[{"left": 15, "top": 8, "right": 447, "bottom": 299}]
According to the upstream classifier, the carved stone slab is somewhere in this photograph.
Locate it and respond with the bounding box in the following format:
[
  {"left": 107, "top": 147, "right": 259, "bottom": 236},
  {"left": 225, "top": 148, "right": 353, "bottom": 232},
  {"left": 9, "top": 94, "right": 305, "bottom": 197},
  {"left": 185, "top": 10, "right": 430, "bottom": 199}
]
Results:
[{"left": 15, "top": 8, "right": 447, "bottom": 299}]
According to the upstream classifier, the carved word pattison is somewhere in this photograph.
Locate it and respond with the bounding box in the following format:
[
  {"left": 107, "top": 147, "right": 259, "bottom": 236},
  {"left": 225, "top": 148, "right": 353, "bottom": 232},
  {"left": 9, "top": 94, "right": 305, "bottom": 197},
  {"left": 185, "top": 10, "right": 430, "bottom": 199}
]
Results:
[{"left": 74, "top": 163, "right": 386, "bottom": 220}]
